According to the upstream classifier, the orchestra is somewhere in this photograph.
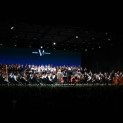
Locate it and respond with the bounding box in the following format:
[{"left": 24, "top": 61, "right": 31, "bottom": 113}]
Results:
[{"left": 0, "top": 63, "right": 123, "bottom": 85}]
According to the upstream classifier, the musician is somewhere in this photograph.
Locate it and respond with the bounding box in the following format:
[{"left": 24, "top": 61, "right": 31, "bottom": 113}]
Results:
[
  {"left": 0, "top": 72, "right": 5, "bottom": 84},
  {"left": 34, "top": 65, "right": 38, "bottom": 73},
  {"left": 80, "top": 67, "right": 83, "bottom": 74},
  {"left": 66, "top": 67, "right": 72, "bottom": 83},
  {"left": 95, "top": 74, "right": 101, "bottom": 84},
  {"left": 38, "top": 65, "right": 41, "bottom": 73},
  {"left": 89, "top": 70, "right": 92, "bottom": 77},
  {"left": 18, "top": 74, "right": 29, "bottom": 85},
  {"left": 8, "top": 73, "right": 18, "bottom": 84},
  {"left": 44, "top": 65, "right": 48, "bottom": 73},
  {"left": 114, "top": 73, "right": 118, "bottom": 85},
  {"left": 31, "top": 64, "right": 35, "bottom": 74},
  {"left": 48, "top": 73, "right": 52, "bottom": 82},
  {"left": 62, "top": 70, "right": 67, "bottom": 83},
  {"left": 118, "top": 72, "right": 123, "bottom": 84},
  {"left": 47, "top": 64, "right": 51, "bottom": 73},
  {"left": 57, "top": 69, "right": 63, "bottom": 84},
  {"left": 83, "top": 72, "right": 88, "bottom": 84},
  {"left": 41, "top": 64, "right": 45, "bottom": 73},
  {"left": 87, "top": 74, "right": 92, "bottom": 84},
  {"left": 84, "top": 67, "right": 87, "bottom": 73},
  {"left": 30, "top": 74, "right": 39, "bottom": 84},
  {"left": 53, "top": 66, "right": 56, "bottom": 74}
]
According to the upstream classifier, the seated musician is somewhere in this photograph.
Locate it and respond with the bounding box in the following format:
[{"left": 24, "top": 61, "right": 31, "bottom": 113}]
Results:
[
  {"left": 118, "top": 72, "right": 123, "bottom": 84},
  {"left": 87, "top": 74, "right": 92, "bottom": 84},
  {"left": 71, "top": 75, "right": 75, "bottom": 83},
  {"left": 114, "top": 73, "right": 118, "bottom": 85},
  {"left": 0, "top": 72, "right": 5, "bottom": 84}
]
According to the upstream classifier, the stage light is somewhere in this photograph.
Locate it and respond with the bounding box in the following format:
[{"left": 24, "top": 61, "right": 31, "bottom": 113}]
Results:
[
  {"left": 85, "top": 49, "right": 87, "bottom": 51},
  {"left": 53, "top": 42, "right": 56, "bottom": 45},
  {"left": 108, "top": 38, "right": 111, "bottom": 41},
  {"left": 105, "top": 32, "right": 108, "bottom": 35},
  {"left": 76, "top": 36, "right": 79, "bottom": 39},
  {"left": 15, "top": 44, "right": 17, "bottom": 47},
  {"left": 0, "top": 44, "right": 2, "bottom": 45},
  {"left": 99, "top": 46, "right": 101, "bottom": 48},
  {"left": 11, "top": 27, "right": 14, "bottom": 30},
  {"left": 41, "top": 46, "right": 43, "bottom": 49}
]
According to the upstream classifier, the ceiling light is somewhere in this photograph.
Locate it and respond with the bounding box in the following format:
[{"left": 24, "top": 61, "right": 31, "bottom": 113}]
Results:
[
  {"left": 85, "top": 49, "right": 87, "bottom": 51},
  {"left": 11, "top": 27, "right": 14, "bottom": 30},
  {"left": 76, "top": 36, "right": 79, "bottom": 39},
  {"left": 53, "top": 42, "right": 56, "bottom": 45}
]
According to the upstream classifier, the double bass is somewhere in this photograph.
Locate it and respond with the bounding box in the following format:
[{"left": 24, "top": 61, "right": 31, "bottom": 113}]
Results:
[{"left": 114, "top": 74, "right": 118, "bottom": 85}]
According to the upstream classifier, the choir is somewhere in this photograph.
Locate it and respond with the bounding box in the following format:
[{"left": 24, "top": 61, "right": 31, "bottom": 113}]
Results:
[{"left": 0, "top": 63, "right": 123, "bottom": 85}]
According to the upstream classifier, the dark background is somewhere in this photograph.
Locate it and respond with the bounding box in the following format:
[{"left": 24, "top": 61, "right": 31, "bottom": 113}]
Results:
[
  {"left": 82, "top": 44, "right": 123, "bottom": 73},
  {"left": 0, "top": 4, "right": 123, "bottom": 72}
]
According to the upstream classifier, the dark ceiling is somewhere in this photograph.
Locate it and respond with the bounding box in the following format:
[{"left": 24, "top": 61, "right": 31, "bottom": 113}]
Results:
[{"left": 0, "top": 14, "right": 122, "bottom": 52}]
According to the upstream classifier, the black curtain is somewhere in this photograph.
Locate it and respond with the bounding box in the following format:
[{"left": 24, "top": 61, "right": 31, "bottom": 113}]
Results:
[{"left": 81, "top": 45, "right": 123, "bottom": 73}]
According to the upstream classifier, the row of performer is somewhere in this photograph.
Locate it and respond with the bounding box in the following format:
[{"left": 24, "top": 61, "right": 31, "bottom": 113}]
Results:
[{"left": 0, "top": 63, "right": 123, "bottom": 85}]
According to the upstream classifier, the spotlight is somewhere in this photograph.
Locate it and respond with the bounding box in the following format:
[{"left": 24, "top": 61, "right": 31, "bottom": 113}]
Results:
[
  {"left": 0, "top": 44, "right": 2, "bottom": 46},
  {"left": 15, "top": 44, "right": 17, "bottom": 47},
  {"left": 41, "top": 46, "right": 43, "bottom": 49}
]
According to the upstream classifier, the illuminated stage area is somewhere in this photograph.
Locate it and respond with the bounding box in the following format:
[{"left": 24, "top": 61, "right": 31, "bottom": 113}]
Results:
[
  {"left": 0, "top": 46, "right": 81, "bottom": 66},
  {"left": 0, "top": 48, "right": 122, "bottom": 86}
]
